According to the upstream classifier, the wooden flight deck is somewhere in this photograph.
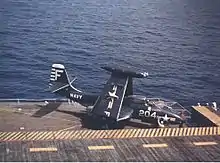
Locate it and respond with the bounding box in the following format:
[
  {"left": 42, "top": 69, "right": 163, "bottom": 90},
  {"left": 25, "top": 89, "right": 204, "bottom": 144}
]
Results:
[{"left": 0, "top": 100, "right": 220, "bottom": 161}]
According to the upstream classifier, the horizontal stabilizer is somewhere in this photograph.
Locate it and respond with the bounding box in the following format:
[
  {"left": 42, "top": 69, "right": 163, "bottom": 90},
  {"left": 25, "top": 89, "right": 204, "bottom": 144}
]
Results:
[
  {"left": 49, "top": 64, "right": 81, "bottom": 93},
  {"left": 101, "top": 66, "right": 148, "bottom": 78}
]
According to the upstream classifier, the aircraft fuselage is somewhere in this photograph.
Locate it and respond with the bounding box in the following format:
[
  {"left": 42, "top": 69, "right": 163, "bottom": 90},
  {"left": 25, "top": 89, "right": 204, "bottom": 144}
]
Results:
[{"left": 61, "top": 91, "right": 185, "bottom": 127}]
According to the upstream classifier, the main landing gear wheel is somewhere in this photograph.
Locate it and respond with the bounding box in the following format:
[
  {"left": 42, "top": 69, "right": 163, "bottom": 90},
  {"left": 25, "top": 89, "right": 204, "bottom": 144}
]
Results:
[{"left": 157, "top": 117, "right": 165, "bottom": 128}]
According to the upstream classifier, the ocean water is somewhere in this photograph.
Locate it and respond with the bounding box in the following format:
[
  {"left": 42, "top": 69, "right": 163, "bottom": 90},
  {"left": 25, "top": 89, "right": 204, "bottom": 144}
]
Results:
[{"left": 0, "top": 0, "right": 220, "bottom": 107}]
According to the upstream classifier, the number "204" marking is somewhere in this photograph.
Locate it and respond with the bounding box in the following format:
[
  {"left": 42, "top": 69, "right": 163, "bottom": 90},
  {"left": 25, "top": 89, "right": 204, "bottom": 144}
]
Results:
[{"left": 139, "top": 110, "right": 157, "bottom": 118}]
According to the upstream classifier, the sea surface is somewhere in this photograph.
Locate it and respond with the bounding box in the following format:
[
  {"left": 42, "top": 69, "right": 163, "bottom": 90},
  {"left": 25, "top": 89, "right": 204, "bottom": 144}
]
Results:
[{"left": 0, "top": 0, "right": 220, "bottom": 107}]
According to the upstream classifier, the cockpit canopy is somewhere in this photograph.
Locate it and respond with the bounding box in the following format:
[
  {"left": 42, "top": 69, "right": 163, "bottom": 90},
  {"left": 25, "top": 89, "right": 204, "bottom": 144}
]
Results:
[{"left": 126, "top": 95, "right": 147, "bottom": 104}]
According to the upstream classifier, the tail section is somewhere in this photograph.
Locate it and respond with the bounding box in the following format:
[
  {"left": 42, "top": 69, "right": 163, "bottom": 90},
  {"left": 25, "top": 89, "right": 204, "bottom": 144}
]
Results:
[{"left": 49, "top": 64, "right": 82, "bottom": 93}]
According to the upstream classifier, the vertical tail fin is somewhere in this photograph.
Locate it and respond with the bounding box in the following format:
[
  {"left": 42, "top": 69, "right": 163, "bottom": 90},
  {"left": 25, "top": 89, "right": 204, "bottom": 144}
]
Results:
[
  {"left": 50, "top": 64, "right": 69, "bottom": 85},
  {"left": 49, "top": 64, "right": 82, "bottom": 93}
]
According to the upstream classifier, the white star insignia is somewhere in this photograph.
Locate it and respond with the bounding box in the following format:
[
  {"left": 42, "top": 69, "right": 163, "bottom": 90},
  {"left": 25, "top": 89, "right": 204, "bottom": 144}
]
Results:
[{"left": 163, "top": 114, "right": 169, "bottom": 121}]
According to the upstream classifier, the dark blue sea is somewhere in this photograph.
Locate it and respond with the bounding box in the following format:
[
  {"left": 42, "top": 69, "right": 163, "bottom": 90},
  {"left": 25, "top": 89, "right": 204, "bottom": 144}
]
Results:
[{"left": 0, "top": 0, "right": 220, "bottom": 107}]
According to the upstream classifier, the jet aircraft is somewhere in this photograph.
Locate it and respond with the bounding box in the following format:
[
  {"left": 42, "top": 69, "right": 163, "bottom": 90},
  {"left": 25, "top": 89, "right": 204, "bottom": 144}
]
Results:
[{"left": 48, "top": 63, "right": 191, "bottom": 129}]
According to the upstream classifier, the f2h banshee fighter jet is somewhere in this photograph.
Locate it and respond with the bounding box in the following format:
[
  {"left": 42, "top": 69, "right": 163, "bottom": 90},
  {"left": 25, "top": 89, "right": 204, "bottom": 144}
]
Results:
[{"left": 49, "top": 64, "right": 191, "bottom": 129}]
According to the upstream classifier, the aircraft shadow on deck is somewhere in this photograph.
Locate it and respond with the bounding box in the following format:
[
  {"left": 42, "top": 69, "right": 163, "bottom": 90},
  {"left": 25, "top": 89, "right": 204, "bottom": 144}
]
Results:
[
  {"left": 56, "top": 110, "right": 158, "bottom": 129},
  {"left": 31, "top": 102, "right": 160, "bottom": 129},
  {"left": 32, "top": 102, "right": 62, "bottom": 118}
]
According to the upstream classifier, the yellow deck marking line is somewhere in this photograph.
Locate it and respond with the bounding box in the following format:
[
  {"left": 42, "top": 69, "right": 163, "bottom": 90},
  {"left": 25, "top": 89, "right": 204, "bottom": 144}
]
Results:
[
  {"left": 170, "top": 128, "right": 176, "bottom": 137},
  {"left": 124, "top": 129, "right": 134, "bottom": 138},
  {"left": 150, "top": 128, "right": 157, "bottom": 137},
  {"left": 0, "top": 132, "right": 10, "bottom": 140},
  {"left": 96, "top": 130, "right": 106, "bottom": 139},
  {"left": 17, "top": 132, "right": 30, "bottom": 140},
  {"left": 134, "top": 129, "right": 141, "bottom": 138},
  {"left": 54, "top": 131, "right": 64, "bottom": 139},
  {"left": 3, "top": 132, "right": 17, "bottom": 141},
  {"left": 113, "top": 130, "right": 123, "bottom": 138},
  {"left": 36, "top": 132, "right": 50, "bottom": 140},
  {"left": 90, "top": 130, "right": 102, "bottom": 139},
  {"left": 53, "top": 131, "right": 63, "bottom": 139},
  {"left": 16, "top": 132, "right": 26, "bottom": 140},
  {"left": 130, "top": 129, "right": 139, "bottom": 138},
  {"left": 193, "top": 141, "right": 218, "bottom": 146},
  {"left": 94, "top": 130, "right": 106, "bottom": 139},
  {"left": 68, "top": 131, "right": 78, "bottom": 139},
  {"left": 161, "top": 128, "right": 167, "bottom": 137},
  {"left": 124, "top": 129, "right": 133, "bottom": 138},
  {"left": 8, "top": 132, "right": 22, "bottom": 141},
  {"left": 103, "top": 130, "right": 111, "bottom": 139},
  {"left": 80, "top": 130, "right": 90, "bottom": 137},
  {"left": 25, "top": 132, "right": 35, "bottom": 140},
  {"left": 206, "top": 127, "right": 210, "bottom": 135},
  {"left": 2, "top": 132, "right": 13, "bottom": 140},
  {"left": 41, "top": 131, "right": 54, "bottom": 140},
  {"left": 185, "top": 128, "right": 191, "bottom": 136},
  {"left": 81, "top": 130, "right": 92, "bottom": 139},
  {"left": 146, "top": 129, "right": 152, "bottom": 137},
  {"left": 27, "top": 131, "right": 39, "bottom": 140},
  {"left": 138, "top": 129, "right": 145, "bottom": 137},
  {"left": 213, "top": 127, "right": 217, "bottom": 135},
  {"left": 120, "top": 129, "right": 128, "bottom": 138},
  {"left": 157, "top": 128, "right": 164, "bottom": 137},
  {"left": 86, "top": 130, "right": 97, "bottom": 139},
  {"left": 71, "top": 130, "right": 80, "bottom": 139},
  {"left": 1, "top": 127, "right": 220, "bottom": 142},
  {"left": 30, "top": 131, "right": 43, "bottom": 140},
  {"left": 130, "top": 129, "right": 138, "bottom": 138},
  {"left": 88, "top": 145, "right": 115, "bottom": 150},
  {"left": 182, "top": 128, "right": 187, "bottom": 136},
  {"left": 143, "top": 143, "right": 168, "bottom": 148},
  {"left": 133, "top": 129, "right": 140, "bottom": 138},
  {"left": 38, "top": 131, "right": 50, "bottom": 140},
  {"left": 194, "top": 128, "right": 199, "bottom": 136},
  {"left": 1, "top": 132, "right": 14, "bottom": 140},
  {"left": 210, "top": 127, "right": 213, "bottom": 135},
  {"left": 106, "top": 130, "right": 115, "bottom": 138},
  {"left": 197, "top": 128, "right": 202, "bottom": 136},
  {"left": 62, "top": 131, "right": 74, "bottom": 140},
  {"left": 201, "top": 127, "right": 205, "bottom": 135},
  {"left": 103, "top": 130, "right": 110, "bottom": 139},
  {"left": 121, "top": 129, "right": 130, "bottom": 138},
  {"left": 74, "top": 130, "right": 84, "bottom": 139},
  {"left": 27, "top": 132, "right": 38, "bottom": 139},
  {"left": 126, "top": 129, "right": 135, "bottom": 138},
  {"left": 178, "top": 128, "right": 184, "bottom": 136},
  {"left": 158, "top": 128, "right": 165, "bottom": 137},
  {"left": 204, "top": 127, "right": 209, "bottom": 135},
  {"left": 32, "top": 132, "right": 45, "bottom": 141},
  {"left": 190, "top": 128, "right": 195, "bottom": 136},
  {"left": 138, "top": 129, "right": 145, "bottom": 138},
  {"left": 120, "top": 129, "right": 130, "bottom": 138},
  {"left": 35, "top": 132, "right": 48, "bottom": 140},
  {"left": 117, "top": 130, "right": 125, "bottom": 138},
  {"left": 62, "top": 131, "right": 72, "bottom": 139},
  {"left": 57, "top": 131, "right": 70, "bottom": 139},
  {"left": 154, "top": 129, "right": 160, "bottom": 137},
  {"left": 141, "top": 129, "right": 149, "bottom": 137},
  {"left": 48, "top": 131, "right": 57, "bottom": 140},
  {"left": 174, "top": 128, "right": 180, "bottom": 137},
  {"left": 166, "top": 128, "right": 172, "bottom": 136},
  {"left": 29, "top": 147, "right": 57, "bottom": 152},
  {"left": 15, "top": 132, "right": 27, "bottom": 140},
  {"left": 205, "top": 127, "right": 209, "bottom": 135}
]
